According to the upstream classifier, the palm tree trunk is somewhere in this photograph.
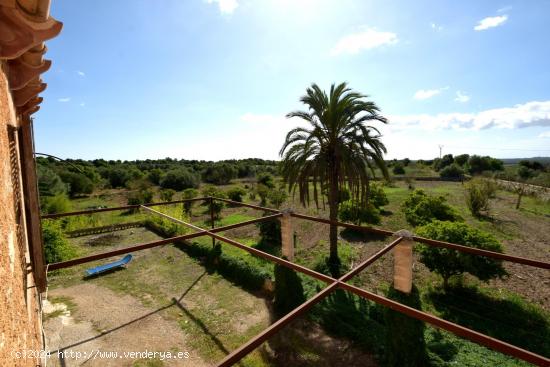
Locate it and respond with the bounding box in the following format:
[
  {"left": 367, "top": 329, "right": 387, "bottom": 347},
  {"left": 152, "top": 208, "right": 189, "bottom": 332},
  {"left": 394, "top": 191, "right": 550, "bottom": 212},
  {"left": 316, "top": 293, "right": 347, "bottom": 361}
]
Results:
[{"left": 328, "top": 164, "right": 340, "bottom": 276}]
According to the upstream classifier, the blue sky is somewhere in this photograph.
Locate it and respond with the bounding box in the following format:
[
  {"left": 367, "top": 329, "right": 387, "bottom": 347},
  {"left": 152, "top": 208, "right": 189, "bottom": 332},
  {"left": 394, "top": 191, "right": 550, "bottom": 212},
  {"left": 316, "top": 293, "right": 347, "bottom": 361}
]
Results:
[{"left": 34, "top": 0, "right": 550, "bottom": 160}]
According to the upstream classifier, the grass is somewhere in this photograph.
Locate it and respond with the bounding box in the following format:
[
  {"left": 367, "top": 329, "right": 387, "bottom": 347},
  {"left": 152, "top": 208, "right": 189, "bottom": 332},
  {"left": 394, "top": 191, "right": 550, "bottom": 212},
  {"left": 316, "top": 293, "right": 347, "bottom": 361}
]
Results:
[{"left": 47, "top": 178, "right": 549, "bottom": 366}]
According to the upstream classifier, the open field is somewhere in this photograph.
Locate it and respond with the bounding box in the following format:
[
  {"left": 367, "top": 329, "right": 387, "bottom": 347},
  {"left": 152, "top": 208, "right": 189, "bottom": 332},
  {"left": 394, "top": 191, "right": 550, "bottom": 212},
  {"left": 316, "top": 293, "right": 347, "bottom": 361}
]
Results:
[{"left": 43, "top": 179, "right": 550, "bottom": 366}]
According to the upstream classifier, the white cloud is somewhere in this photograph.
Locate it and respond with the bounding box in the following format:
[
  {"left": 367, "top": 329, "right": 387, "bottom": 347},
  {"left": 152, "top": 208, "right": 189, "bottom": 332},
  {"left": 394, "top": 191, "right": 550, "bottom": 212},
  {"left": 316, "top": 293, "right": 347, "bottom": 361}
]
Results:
[
  {"left": 80, "top": 102, "right": 86, "bottom": 107},
  {"left": 474, "top": 15, "right": 508, "bottom": 31},
  {"left": 413, "top": 86, "right": 449, "bottom": 100},
  {"left": 538, "top": 131, "right": 550, "bottom": 138},
  {"left": 77, "top": 70, "right": 85, "bottom": 77},
  {"left": 497, "top": 6, "right": 512, "bottom": 13},
  {"left": 58, "top": 97, "right": 71, "bottom": 102},
  {"left": 206, "top": 0, "right": 238, "bottom": 14},
  {"left": 430, "top": 22, "right": 443, "bottom": 31},
  {"left": 330, "top": 28, "right": 397, "bottom": 56},
  {"left": 455, "top": 91, "right": 470, "bottom": 103},
  {"left": 388, "top": 100, "right": 550, "bottom": 131}
]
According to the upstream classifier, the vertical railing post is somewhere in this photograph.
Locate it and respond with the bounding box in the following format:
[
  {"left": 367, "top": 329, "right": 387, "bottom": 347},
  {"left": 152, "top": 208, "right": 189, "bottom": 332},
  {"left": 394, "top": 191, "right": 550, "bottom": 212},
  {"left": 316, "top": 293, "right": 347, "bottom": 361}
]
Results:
[
  {"left": 210, "top": 197, "right": 215, "bottom": 247},
  {"left": 393, "top": 230, "right": 414, "bottom": 293},
  {"left": 280, "top": 209, "right": 294, "bottom": 261}
]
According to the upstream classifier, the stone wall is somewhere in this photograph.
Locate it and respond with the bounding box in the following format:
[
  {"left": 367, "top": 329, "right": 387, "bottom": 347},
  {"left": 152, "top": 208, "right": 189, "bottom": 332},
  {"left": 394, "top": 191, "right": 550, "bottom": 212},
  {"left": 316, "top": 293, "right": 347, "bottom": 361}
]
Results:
[{"left": 0, "top": 61, "right": 43, "bottom": 366}]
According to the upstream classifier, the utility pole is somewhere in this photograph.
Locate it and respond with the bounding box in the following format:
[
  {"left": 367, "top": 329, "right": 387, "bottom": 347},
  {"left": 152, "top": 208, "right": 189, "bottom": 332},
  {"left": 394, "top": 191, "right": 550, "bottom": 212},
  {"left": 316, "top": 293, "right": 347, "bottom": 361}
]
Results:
[{"left": 438, "top": 144, "right": 444, "bottom": 159}]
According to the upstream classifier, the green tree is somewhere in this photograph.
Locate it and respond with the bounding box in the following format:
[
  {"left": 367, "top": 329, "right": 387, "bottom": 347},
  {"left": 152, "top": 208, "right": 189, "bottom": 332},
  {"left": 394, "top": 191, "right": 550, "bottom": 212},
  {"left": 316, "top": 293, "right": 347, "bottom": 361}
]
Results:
[
  {"left": 416, "top": 221, "right": 507, "bottom": 288},
  {"left": 280, "top": 83, "right": 388, "bottom": 275},
  {"left": 226, "top": 186, "right": 247, "bottom": 202},
  {"left": 160, "top": 168, "right": 199, "bottom": 190},
  {"left": 59, "top": 171, "right": 94, "bottom": 197},
  {"left": 402, "top": 189, "right": 462, "bottom": 226},
  {"left": 268, "top": 188, "right": 288, "bottom": 209},
  {"left": 256, "top": 172, "right": 275, "bottom": 189},
  {"left": 439, "top": 163, "right": 464, "bottom": 179},
  {"left": 202, "top": 163, "right": 237, "bottom": 185},
  {"left": 273, "top": 259, "right": 306, "bottom": 319},
  {"left": 182, "top": 188, "right": 198, "bottom": 215},
  {"left": 42, "top": 220, "right": 77, "bottom": 263},
  {"left": 160, "top": 189, "right": 176, "bottom": 202},
  {"left": 392, "top": 163, "right": 405, "bottom": 175}
]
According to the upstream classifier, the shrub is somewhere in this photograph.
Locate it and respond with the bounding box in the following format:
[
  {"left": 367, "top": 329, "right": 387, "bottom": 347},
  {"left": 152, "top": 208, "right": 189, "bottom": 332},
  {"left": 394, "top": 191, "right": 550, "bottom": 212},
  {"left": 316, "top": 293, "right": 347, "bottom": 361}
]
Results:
[
  {"left": 160, "top": 189, "right": 176, "bottom": 202},
  {"left": 416, "top": 221, "right": 507, "bottom": 288},
  {"left": 454, "top": 154, "right": 470, "bottom": 166},
  {"left": 42, "top": 220, "right": 77, "bottom": 263},
  {"left": 37, "top": 165, "right": 67, "bottom": 198},
  {"left": 127, "top": 189, "right": 154, "bottom": 206},
  {"left": 202, "top": 163, "right": 237, "bottom": 185},
  {"left": 465, "top": 178, "right": 495, "bottom": 217},
  {"left": 273, "top": 260, "right": 306, "bottom": 319},
  {"left": 439, "top": 163, "right": 464, "bottom": 179},
  {"left": 42, "top": 194, "right": 72, "bottom": 214},
  {"left": 256, "top": 184, "right": 270, "bottom": 206},
  {"left": 200, "top": 185, "right": 225, "bottom": 220},
  {"left": 256, "top": 172, "right": 275, "bottom": 189},
  {"left": 338, "top": 200, "right": 381, "bottom": 225},
  {"left": 392, "top": 164, "right": 405, "bottom": 175},
  {"left": 256, "top": 212, "right": 281, "bottom": 253},
  {"left": 434, "top": 154, "right": 454, "bottom": 171},
  {"left": 59, "top": 171, "right": 94, "bottom": 197},
  {"left": 369, "top": 182, "right": 389, "bottom": 208},
  {"left": 107, "top": 168, "right": 132, "bottom": 188},
  {"left": 182, "top": 188, "right": 198, "bottom": 215},
  {"left": 160, "top": 168, "right": 199, "bottom": 191},
  {"left": 384, "top": 285, "right": 427, "bottom": 366},
  {"left": 402, "top": 190, "right": 462, "bottom": 226},
  {"left": 226, "top": 186, "right": 247, "bottom": 202},
  {"left": 268, "top": 188, "right": 288, "bottom": 209},
  {"left": 147, "top": 168, "right": 163, "bottom": 185}
]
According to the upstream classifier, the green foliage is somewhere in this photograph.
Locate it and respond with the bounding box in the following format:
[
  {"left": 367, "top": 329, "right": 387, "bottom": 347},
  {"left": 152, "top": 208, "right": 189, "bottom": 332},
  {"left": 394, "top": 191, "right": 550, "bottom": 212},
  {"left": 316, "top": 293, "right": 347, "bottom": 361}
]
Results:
[
  {"left": 256, "top": 172, "right": 275, "bottom": 189},
  {"left": 200, "top": 185, "right": 225, "bottom": 220},
  {"left": 369, "top": 182, "right": 389, "bottom": 208},
  {"left": 37, "top": 165, "right": 67, "bottom": 198},
  {"left": 42, "top": 194, "right": 72, "bottom": 214},
  {"left": 454, "top": 154, "right": 470, "bottom": 166},
  {"left": 434, "top": 154, "right": 454, "bottom": 171},
  {"left": 338, "top": 200, "right": 381, "bottom": 225},
  {"left": 519, "top": 160, "right": 545, "bottom": 171},
  {"left": 467, "top": 155, "right": 503, "bottom": 174},
  {"left": 439, "top": 163, "right": 464, "bottom": 179},
  {"left": 182, "top": 188, "right": 198, "bottom": 215},
  {"left": 268, "top": 188, "right": 288, "bottom": 209},
  {"left": 256, "top": 183, "right": 270, "bottom": 206},
  {"left": 384, "top": 285, "right": 427, "bottom": 366},
  {"left": 465, "top": 178, "right": 495, "bottom": 217},
  {"left": 392, "top": 163, "right": 405, "bottom": 175},
  {"left": 127, "top": 189, "right": 154, "bottom": 206},
  {"left": 256, "top": 212, "right": 281, "bottom": 253},
  {"left": 416, "top": 221, "right": 507, "bottom": 287},
  {"left": 106, "top": 167, "right": 132, "bottom": 188},
  {"left": 59, "top": 171, "right": 94, "bottom": 197},
  {"left": 402, "top": 189, "right": 462, "bottom": 226},
  {"left": 147, "top": 168, "right": 163, "bottom": 185},
  {"left": 273, "top": 260, "right": 306, "bottom": 319},
  {"left": 160, "top": 168, "right": 199, "bottom": 191},
  {"left": 226, "top": 186, "right": 247, "bottom": 202},
  {"left": 202, "top": 163, "right": 237, "bottom": 185},
  {"left": 42, "top": 220, "right": 77, "bottom": 263},
  {"left": 160, "top": 189, "right": 176, "bottom": 202},
  {"left": 517, "top": 165, "right": 536, "bottom": 180}
]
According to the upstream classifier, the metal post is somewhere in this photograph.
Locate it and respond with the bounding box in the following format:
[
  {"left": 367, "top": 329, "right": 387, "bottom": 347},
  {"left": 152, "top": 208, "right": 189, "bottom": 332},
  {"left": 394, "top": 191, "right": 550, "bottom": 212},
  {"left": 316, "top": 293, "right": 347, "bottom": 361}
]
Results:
[{"left": 210, "top": 197, "right": 215, "bottom": 247}]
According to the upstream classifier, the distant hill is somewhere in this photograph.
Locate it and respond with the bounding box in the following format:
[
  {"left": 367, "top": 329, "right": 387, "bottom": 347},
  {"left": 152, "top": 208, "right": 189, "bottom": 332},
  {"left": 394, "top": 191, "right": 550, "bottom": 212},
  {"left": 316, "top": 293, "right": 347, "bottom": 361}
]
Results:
[{"left": 500, "top": 157, "right": 550, "bottom": 165}]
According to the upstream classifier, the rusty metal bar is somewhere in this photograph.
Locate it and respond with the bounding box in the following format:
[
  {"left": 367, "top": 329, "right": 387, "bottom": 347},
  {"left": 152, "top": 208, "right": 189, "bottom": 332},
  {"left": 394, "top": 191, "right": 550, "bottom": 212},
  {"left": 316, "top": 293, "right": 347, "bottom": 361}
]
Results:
[
  {"left": 47, "top": 231, "right": 207, "bottom": 270},
  {"left": 213, "top": 197, "right": 280, "bottom": 213},
  {"left": 291, "top": 212, "right": 395, "bottom": 236},
  {"left": 216, "top": 282, "right": 339, "bottom": 367},
  {"left": 338, "top": 282, "right": 550, "bottom": 367},
  {"left": 216, "top": 239, "right": 405, "bottom": 366},
  {"left": 412, "top": 236, "right": 550, "bottom": 269},
  {"left": 47, "top": 212, "right": 282, "bottom": 271},
  {"left": 340, "top": 236, "right": 403, "bottom": 282},
  {"left": 41, "top": 197, "right": 209, "bottom": 219}
]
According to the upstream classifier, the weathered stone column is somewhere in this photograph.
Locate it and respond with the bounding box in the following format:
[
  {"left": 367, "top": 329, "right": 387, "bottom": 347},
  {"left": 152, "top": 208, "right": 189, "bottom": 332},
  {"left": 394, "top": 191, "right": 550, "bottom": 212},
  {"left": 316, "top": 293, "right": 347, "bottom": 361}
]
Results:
[
  {"left": 280, "top": 209, "right": 294, "bottom": 261},
  {"left": 393, "top": 230, "right": 414, "bottom": 294}
]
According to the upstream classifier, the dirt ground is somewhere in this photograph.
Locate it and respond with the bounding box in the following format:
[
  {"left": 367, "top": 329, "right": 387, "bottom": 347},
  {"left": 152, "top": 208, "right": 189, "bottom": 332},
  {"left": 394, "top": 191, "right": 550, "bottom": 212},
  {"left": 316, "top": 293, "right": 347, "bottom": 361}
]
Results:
[{"left": 44, "top": 283, "right": 207, "bottom": 367}]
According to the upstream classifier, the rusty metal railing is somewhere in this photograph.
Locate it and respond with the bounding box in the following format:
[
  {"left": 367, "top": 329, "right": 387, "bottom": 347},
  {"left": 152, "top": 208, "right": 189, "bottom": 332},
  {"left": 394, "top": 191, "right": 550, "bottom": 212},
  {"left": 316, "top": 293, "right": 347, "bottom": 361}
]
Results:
[{"left": 42, "top": 197, "right": 550, "bottom": 366}]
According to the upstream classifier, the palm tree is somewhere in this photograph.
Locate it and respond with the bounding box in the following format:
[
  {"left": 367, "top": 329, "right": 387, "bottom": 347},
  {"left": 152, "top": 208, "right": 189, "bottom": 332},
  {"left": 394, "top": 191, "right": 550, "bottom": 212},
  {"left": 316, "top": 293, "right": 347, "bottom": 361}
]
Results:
[{"left": 280, "top": 82, "right": 389, "bottom": 275}]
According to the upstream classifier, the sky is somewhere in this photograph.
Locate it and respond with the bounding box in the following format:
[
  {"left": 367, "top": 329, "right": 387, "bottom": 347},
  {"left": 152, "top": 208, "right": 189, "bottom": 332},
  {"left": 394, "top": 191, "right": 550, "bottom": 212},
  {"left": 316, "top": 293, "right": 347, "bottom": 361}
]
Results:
[{"left": 34, "top": 0, "right": 550, "bottom": 161}]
